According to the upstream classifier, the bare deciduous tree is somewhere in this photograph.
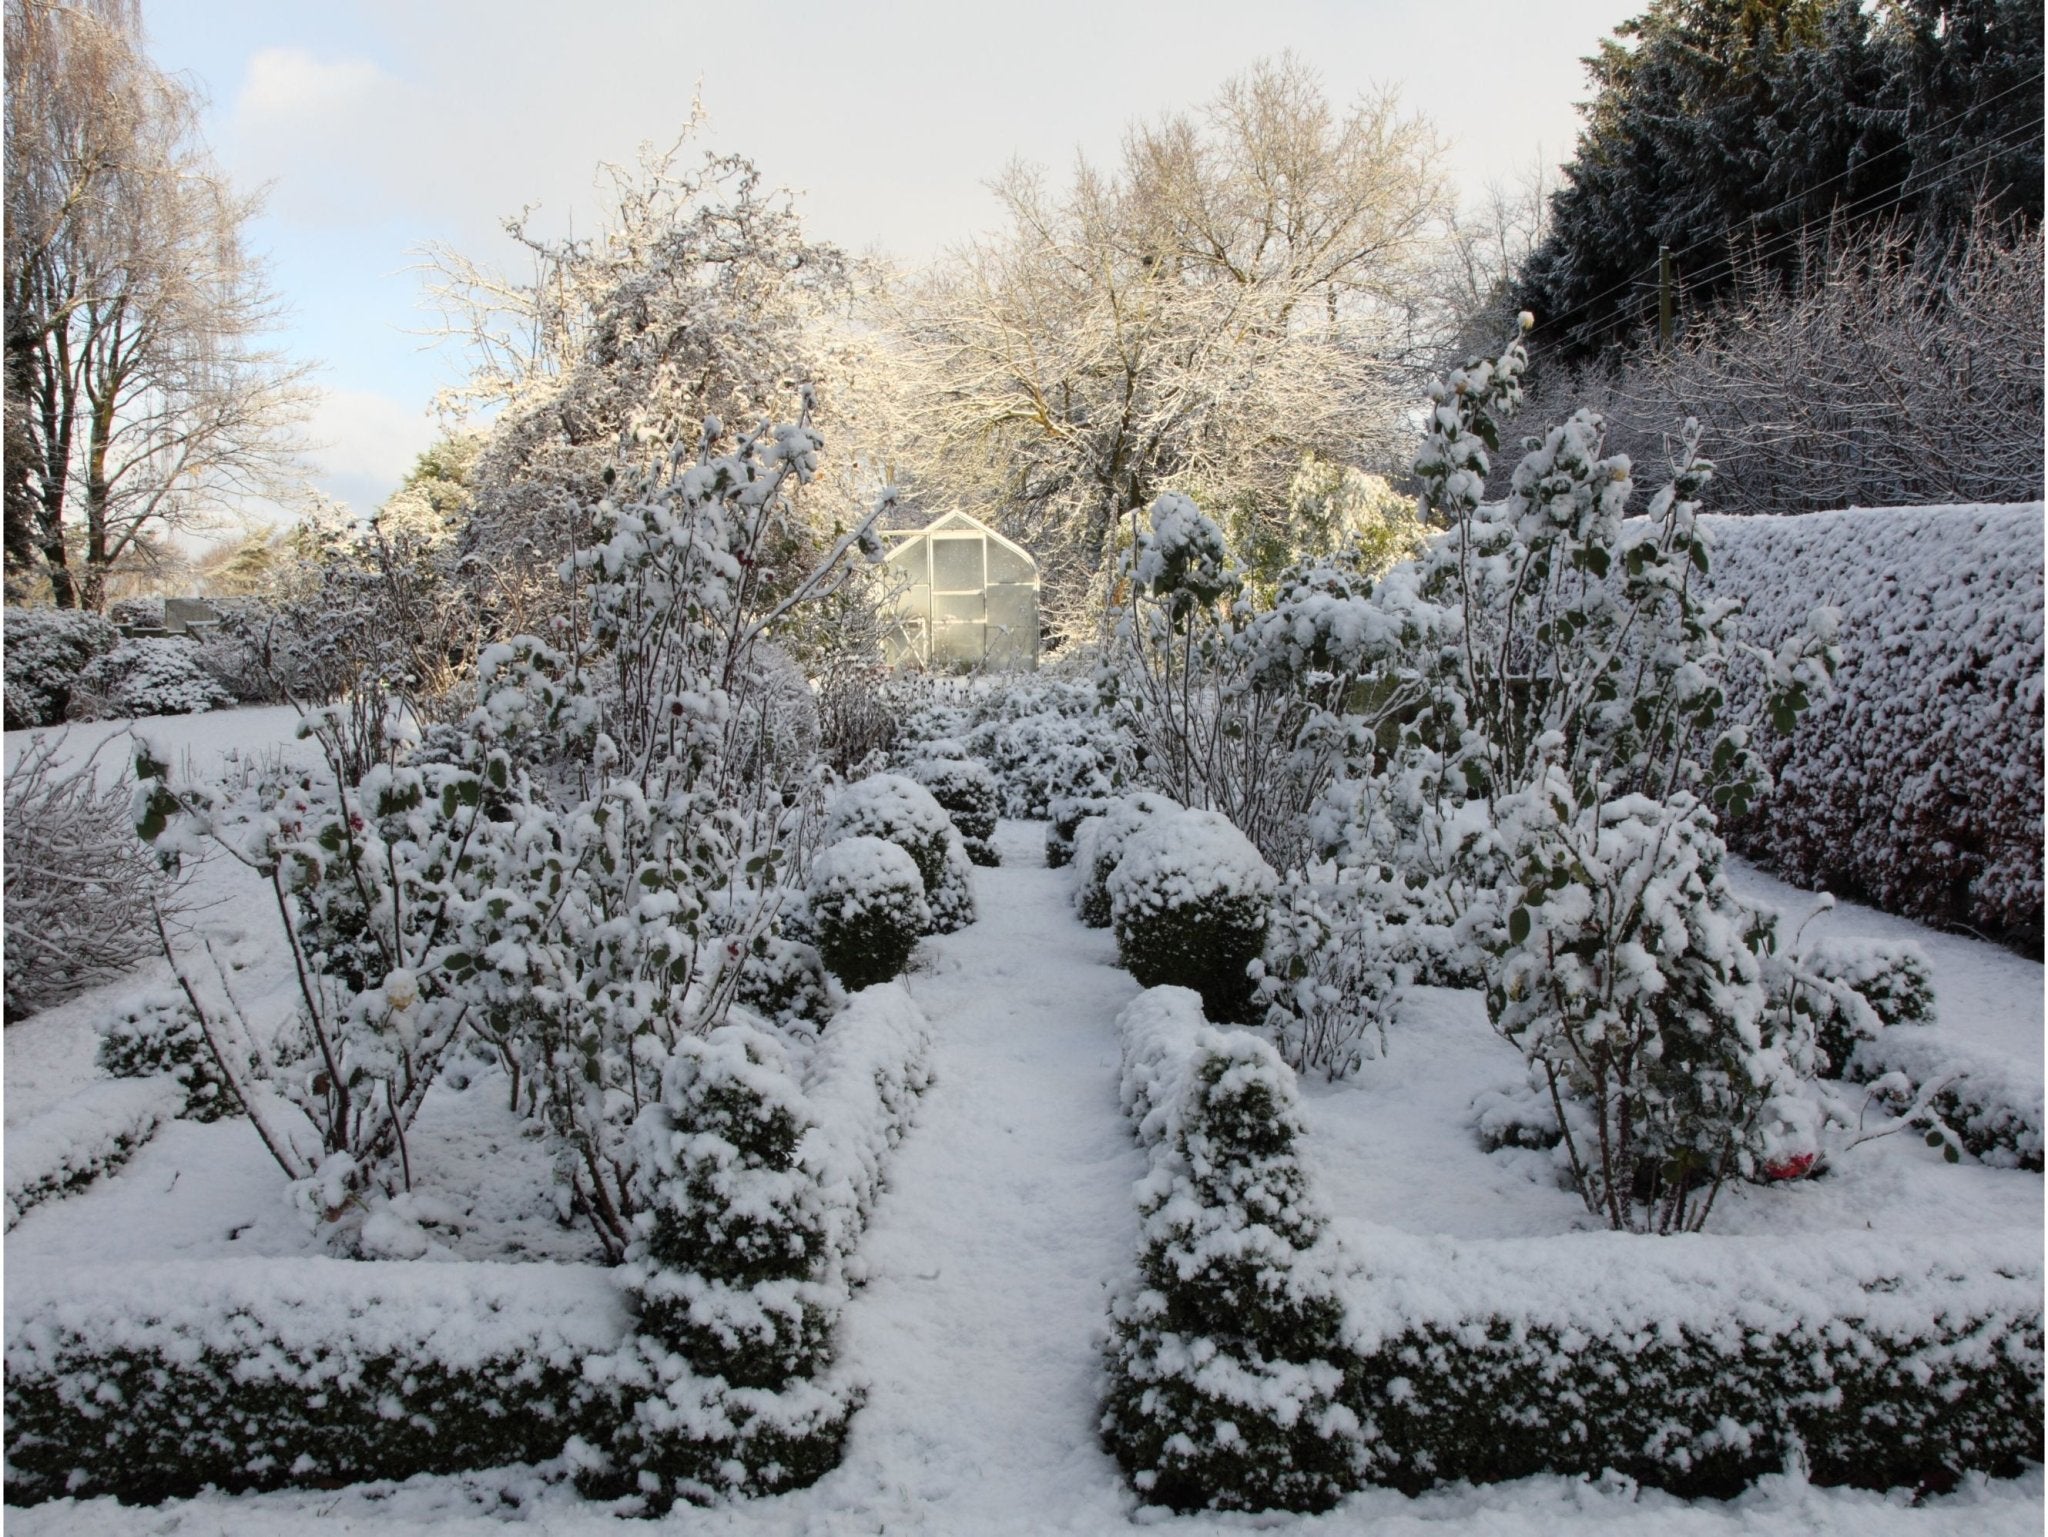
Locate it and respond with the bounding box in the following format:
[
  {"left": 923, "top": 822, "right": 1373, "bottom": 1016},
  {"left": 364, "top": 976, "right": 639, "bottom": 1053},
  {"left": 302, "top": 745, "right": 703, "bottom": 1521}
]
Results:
[
  {"left": 415, "top": 123, "right": 870, "bottom": 634},
  {"left": 4, "top": 0, "right": 311, "bottom": 611},
  {"left": 888, "top": 55, "right": 1451, "bottom": 636}
]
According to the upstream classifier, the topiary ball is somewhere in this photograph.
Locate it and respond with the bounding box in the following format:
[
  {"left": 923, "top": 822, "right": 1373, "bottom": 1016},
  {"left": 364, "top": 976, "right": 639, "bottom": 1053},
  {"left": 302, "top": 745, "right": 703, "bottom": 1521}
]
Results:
[
  {"left": 1109, "top": 809, "right": 1276, "bottom": 1023},
  {"left": 808, "top": 835, "right": 929, "bottom": 990}
]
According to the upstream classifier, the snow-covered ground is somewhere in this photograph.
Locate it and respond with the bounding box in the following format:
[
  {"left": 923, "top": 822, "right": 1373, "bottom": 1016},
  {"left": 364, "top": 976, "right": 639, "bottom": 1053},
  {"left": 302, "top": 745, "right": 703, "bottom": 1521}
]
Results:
[{"left": 4, "top": 707, "right": 2042, "bottom": 1534}]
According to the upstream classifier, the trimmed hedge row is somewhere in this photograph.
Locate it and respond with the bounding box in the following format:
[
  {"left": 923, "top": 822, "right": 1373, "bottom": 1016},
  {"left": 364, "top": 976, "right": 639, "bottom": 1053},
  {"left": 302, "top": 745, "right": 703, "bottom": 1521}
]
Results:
[
  {"left": 4, "top": 1259, "right": 631, "bottom": 1503},
  {"left": 1343, "top": 1230, "right": 2044, "bottom": 1497},
  {"left": 1104, "top": 987, "right": 1361, "bottom": 1513},
  {"left": 5, "top": 985, "right": 935, "bottom": 1510},
  {"left": 4, "top": 1077, "right": 181, "bottom": 1230},
  {"left": 1107, "top": 987, "right": 2044, "bottom": 1514},
  {"left": 1700, "top": 504, "right": 2044, "bottom": 952}
]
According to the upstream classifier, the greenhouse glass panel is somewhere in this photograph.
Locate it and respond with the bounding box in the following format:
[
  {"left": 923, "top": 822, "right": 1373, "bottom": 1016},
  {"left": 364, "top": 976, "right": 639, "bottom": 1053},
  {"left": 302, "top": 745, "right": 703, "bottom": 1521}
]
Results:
[
  {"left": 930, "top": 535, "right": 983, "bottom": 591},
  {"left": 987, "top": 541, "right": 1033, "bottom": 583},
  {"left": 880, "top": 513, "right": 1039, "bottom": 671},
  {"left": 932, "top": 622, "right": 985, "bottom": 665}
]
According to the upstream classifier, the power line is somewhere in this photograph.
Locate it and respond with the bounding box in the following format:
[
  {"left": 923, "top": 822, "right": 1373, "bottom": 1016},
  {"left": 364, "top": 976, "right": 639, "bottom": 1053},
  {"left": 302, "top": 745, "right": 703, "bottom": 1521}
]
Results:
[
  {"left": 1529, "top": 110, "right": 2042, "bottom": 347},
  {"left": 1525, "top": 75, "right": 2043, "bottom": 346},
  {"left": 1668, "top": 118, "right": 2044, "bottom": 301}
]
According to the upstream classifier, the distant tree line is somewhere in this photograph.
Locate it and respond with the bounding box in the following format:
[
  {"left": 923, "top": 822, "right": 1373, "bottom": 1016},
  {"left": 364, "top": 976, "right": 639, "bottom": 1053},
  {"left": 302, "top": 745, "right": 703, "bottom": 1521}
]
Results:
[{"left": 1515, "top": 0, "right": 2042, "bottom": 362}]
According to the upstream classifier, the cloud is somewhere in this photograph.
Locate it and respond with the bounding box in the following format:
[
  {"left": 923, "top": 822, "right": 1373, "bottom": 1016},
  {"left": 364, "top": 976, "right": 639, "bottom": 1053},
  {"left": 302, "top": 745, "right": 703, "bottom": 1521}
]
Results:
[
  {"left": 237, "top": 46, "right": 388, "bottom": 121},
  {"left": 303, "top": 386, "right": 440, "bottom": 516},
  {"left": 223, "top": 49, "right": 414, "bottom": 224}
]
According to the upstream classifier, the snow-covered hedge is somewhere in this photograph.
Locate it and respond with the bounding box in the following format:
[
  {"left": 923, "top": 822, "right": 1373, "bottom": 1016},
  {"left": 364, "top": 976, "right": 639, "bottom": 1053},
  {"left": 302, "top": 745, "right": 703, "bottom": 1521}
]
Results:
[
  {"left": 3, "top": 1077, "right": 181, "bottom": 1230},
  {"left": 1340, "top": 1230, "right": 2044, "bottom": 1496},
  {"left": 4, "top": 1258, "right": 632, "bottom": 1503},
  {"left": 1070, "top": 790, "right": 1181, "bottom": 928},
  {"left": 908, "top": 754, "right": 1001, "bottom": 866},
  {"left": 1104, "top": 988, "right": 1360, "bottom": 1513},
  {"left": 807, "top": 835, "right": 928, "bottom": 990},
  {"left": 1109, "top": 809, "right": 1276, "bottom": 1024},
  {"left": 2, "top": 606, "right": 118, "bottom": 728},
  {"left": 599, "top": 1024, "right": 857, "bottom": 1508},
  {"left": 584, "top": 986, "right": 933, "bottom": 1509},
  {"left": 9, "top": 990, "right": 934, "bottom": 1510},
  {"left": 824, "top": 773, "right": 975, "bottom": 934},
  {"left": 1849, "top": 1026, "right": 2044, "bottom": 1172},
  {"left": 1700, "top": 504, "right": 2044, "bottom": 949},
  {"left": 73, "top": 635, "right": 231, "bottom": 718},
  {"left": 801, "top": 982, "right": 935, "bottom": 1251}
]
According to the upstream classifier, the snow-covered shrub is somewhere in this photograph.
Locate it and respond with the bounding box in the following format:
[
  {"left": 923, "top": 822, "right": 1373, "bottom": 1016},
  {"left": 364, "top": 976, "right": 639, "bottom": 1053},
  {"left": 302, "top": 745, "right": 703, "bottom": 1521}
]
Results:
[
  {"left": 135, "top": 709, "right": 500, "bottom": 1241},
  {"left": 823, "top": 772, "right": 975, "bottom": 934},
  {"left": 1104, "top": 988, "right": 1361, "bottom": 1513},
  {"left": 97, "top": 990, "right": 242, "bottom": 1122},
  {"left": 1071, "top": 790, "right": 1182, "bottom": 928},
  {"left": 1487, "top": 781, "right": 1806, "bottom": 1233},
  {"left": 1468, "top": 1073, "right": 1563, "bottom": 1153},
  {"left": 908, "top": 753, "right": 1001, "bottom": 866},
  {"left": 1256, "top": 863, "right": 1398, "bottom": 1077},
  {"left": 602, "top": 1025, "right": 854, "bottom": 1508},
  {"left": 733, "top": 933, "right": 832, "bottom": 1031},
  {"left": 1340, "top": 1230, "right": 2044, "bottom": 1497},
  {"left": 3, "top": 736, "right": 176, "bottom": 1020},
  {"left": 141, "top": 405, "right": 893, "bottom": 1261},
  {"left": 1699, "top": 504, "right": 2042, "bottom": 948},
  {"left": 2, "top": 605, "right": 118, "bottom": 727},
  {"left": 1794, "top": 935, "right": 1933, "bottom": 1078},
  {"left": 964, "top": 675, "right": 1124, "bottom": 819},
  {"left": 3, "top": 1077, "right": 182, "bottom": 1230},
  {"left": 1805, "top": 937, "right": 1936, "bottom": 1032},
  {"left": 73, "top": 635, "right": 230, "bottom": 718},
  {"left": 3, "top": 1257, "right": 630, "bottom": 1503},
  {"left": 1108, "top": 809, "right": 1276, "bottom": 1024},
  {"left": 1045, "top": 792, "right": 1114, "bottom": 869},
  {"left": 1849, "top": 1027, "right": 2044, "bottom": 1172},
  {"left": 807, "top": 836, "right": 928, "bottom": 991}
]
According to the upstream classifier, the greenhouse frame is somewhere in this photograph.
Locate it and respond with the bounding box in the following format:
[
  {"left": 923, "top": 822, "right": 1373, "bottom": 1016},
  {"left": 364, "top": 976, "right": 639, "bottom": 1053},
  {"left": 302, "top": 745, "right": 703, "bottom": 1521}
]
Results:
[{"left": 880, "top": 510, "right": 1040, "bottom": 670}]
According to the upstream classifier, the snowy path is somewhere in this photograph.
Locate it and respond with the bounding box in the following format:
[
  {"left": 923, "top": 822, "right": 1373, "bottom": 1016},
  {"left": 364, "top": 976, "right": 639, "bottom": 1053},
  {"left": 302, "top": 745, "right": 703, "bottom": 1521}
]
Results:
[{"left": 791, "top": 817, "right": 1148, "bottom": 1531}]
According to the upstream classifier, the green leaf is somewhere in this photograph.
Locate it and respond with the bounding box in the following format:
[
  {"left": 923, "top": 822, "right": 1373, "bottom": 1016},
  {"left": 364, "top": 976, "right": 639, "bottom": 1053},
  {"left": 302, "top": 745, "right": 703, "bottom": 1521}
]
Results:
[
  {"left": 1943, "top": 1145, "right": 1961, "bottom": 1164},
  {"left": 1690, "top": 541, "right": 1709, "bottom": 574},
  {"left": 1508, "top": 906, "right": 1531, "bottom": 946},
  {"left": 1925, "top": 1131, "right": 1944, "bottom": 1148}
]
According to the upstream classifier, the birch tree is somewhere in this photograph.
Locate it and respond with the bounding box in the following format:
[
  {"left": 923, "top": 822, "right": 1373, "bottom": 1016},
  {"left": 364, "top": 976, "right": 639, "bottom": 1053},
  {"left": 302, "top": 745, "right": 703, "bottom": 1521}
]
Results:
[{"left": 4, "top": 0, "right": 310, "bottom": 611}]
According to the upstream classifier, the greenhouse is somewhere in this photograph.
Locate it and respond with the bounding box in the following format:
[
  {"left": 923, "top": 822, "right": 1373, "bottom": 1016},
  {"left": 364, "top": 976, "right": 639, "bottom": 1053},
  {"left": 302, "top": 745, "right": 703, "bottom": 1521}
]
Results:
[{"left": 881, "top": 510, "right": 1040, "bottom": 670}]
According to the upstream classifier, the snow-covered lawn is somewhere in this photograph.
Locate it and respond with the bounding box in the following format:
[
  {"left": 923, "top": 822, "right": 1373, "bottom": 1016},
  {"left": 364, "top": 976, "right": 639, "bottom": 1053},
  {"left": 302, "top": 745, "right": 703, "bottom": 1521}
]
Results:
[{"left": 3, "top": 707, "right": 2042, "bottom": 1533}]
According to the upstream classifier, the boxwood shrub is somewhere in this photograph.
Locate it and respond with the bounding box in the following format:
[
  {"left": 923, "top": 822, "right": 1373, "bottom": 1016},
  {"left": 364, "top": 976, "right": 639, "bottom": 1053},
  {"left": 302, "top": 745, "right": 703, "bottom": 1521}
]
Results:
[
  {"left": 1107, "top": 809, "right": 1275, "bottom": 1023},
  {"left": 808, "top": 835, "right": 928, "bottom": 991},
  {"left": 4, "top": 1259, "right": 631, "bottom": 1503}
]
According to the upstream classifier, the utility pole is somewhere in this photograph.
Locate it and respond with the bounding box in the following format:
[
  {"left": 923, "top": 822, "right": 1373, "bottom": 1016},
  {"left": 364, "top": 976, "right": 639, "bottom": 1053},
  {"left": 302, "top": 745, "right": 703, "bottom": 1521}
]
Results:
[{"left": 1658, "top": 245, "right": 1674, "bottom": 350}]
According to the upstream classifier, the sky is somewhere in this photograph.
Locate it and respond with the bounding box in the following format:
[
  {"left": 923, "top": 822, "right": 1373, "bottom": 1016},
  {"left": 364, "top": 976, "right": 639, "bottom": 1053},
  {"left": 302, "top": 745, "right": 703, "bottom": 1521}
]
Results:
[{"left": 140, "top": 0, "right": 1644, "bottom": 528}]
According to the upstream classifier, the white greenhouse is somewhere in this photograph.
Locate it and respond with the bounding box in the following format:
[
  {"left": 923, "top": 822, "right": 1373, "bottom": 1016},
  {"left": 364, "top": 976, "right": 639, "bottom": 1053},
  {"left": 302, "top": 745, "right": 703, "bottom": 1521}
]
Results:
[{"left": 881, "top": 510, "right": 1040, "bottom": 670}]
